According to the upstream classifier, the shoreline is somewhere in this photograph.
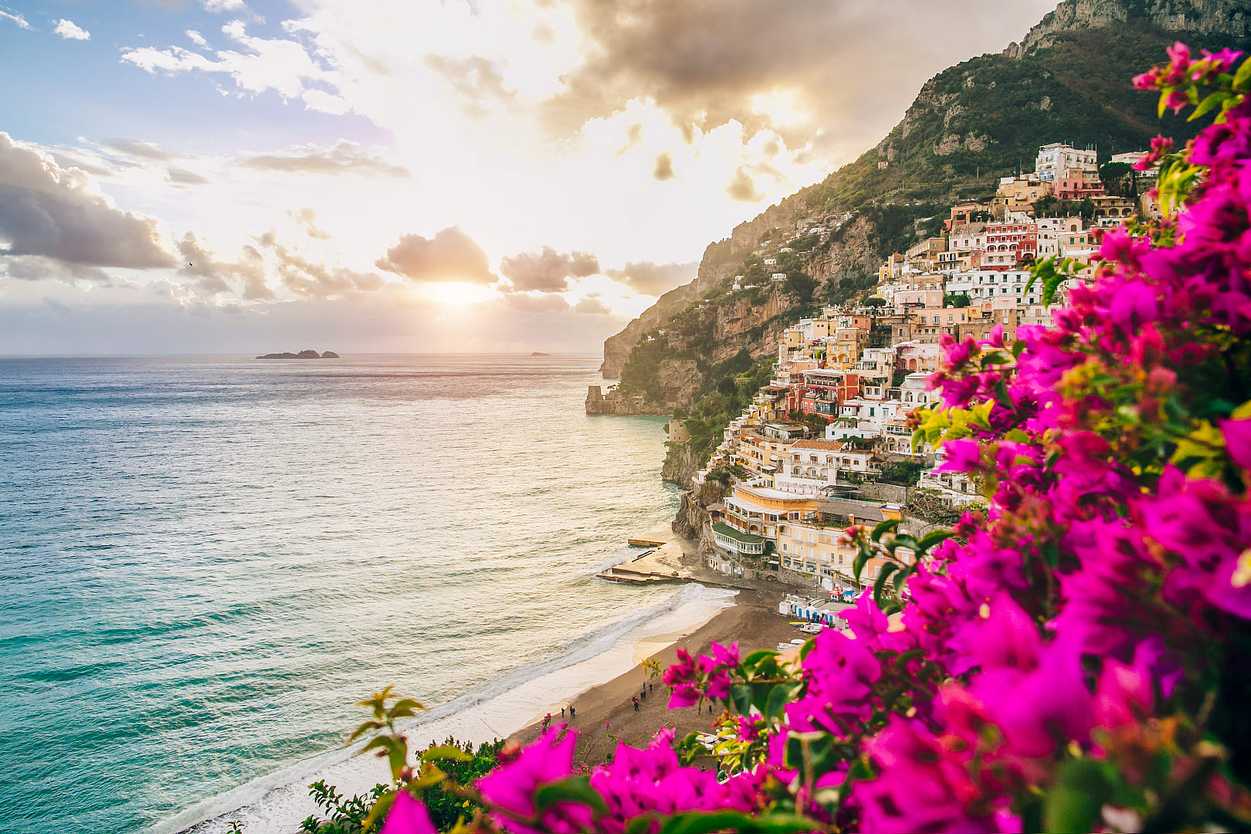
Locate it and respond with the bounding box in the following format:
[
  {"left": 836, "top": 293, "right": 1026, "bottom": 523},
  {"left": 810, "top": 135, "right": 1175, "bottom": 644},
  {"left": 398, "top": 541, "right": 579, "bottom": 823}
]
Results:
[
  {"left": 510, "top": 588, "right": 794, "bottom": 765},
  {"left": 162, "top": 582, "right": 741, "bottom": 834}
]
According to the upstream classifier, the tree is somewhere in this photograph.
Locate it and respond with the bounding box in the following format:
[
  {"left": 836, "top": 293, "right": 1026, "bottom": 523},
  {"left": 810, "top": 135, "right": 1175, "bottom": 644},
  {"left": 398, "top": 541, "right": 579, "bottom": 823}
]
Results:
[
  {"left": 944, "top": 292, "right": 971, "bottom": 308},
  {"left": 784, "top": 272, "right": 817, "bottom": 303},
  {"left": 1099, "top": 160, "right": 1133, "bottom": 195}
]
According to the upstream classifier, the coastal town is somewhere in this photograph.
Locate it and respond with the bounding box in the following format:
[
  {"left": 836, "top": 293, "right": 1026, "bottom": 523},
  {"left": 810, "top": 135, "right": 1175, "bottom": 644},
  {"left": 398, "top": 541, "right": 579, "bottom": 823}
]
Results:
[{"left": 615, "top": 142, "right": 1157, "bottom": 598}]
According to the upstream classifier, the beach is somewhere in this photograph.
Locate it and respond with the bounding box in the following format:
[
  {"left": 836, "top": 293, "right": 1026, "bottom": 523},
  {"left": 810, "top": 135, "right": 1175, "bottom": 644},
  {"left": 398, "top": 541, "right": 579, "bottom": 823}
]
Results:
[{"left": 511, "top": 588, "right": 797, "bottom": 764}]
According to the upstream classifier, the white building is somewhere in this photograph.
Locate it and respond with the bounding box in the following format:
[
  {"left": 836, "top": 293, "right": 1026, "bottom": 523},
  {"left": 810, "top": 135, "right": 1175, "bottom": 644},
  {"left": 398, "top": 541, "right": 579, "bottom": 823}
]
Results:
[
  {"left": 944, "top": 270, "right": 1042, "bottom": 306},
  {"left": 1035, "top": 142, "right": 1098, "bottom": 183}
]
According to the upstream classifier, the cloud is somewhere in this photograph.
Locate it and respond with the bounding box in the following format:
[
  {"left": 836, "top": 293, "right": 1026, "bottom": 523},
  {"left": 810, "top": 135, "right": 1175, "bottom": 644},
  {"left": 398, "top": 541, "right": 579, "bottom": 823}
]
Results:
[
  {"left": 53, "top": 19, "right": 90, "bottom": 40},
  {"left": 263, "top": 240, "right": 382, "bottom": 297},
  {"left": 573, "top": 296, "right": 612, "bottom": 315},
  {"left": 727, "top": 167, "right": 760, "bottom": 202},
  {"left": 540, "top": 0, "right": 1052, "bottom": 159},
  {"left": 238, "top": 141, "right": 408, "bottom": 177},
  {"left": 375, "top": 227, "right": 495, "bottom": 284},
  {"left": 202, "top": 0, "right": 247, "bottom": 12},
  {"left": 504, "top": 292, "right": 570, "bottom": 314},
  {"left": 176, "top": 232, "right": 272, "bottom": 299},
  {"left": 606, "top": 261, "right": 696, "bottom": 295},
  {"left": 291, "top": 208, "right": 330, "bottom": 239},
  {"left": 0, "top": 255, "right": 111, "bottom": 285},
  {"left": 121, "top": 20, "right": 344, "bottom": 112},
  {"left": 653, "top": 152, "right": 674, "bottom": 180},
  {"left": 500, "top": 246, "right": 598, "bottom": 293},
  {"left": 186, "top": 29, "right": 208, "bottom": 47},
  {"left": 425, "top": 54, "right": 514, "bottom": 115},
  {"left": 167, "top": 167, "right": 210, "bottom": 185},
  {"left": 104, "top": 138, "right": 174, "bottom": 160},
  {"left": 0, "top": 132, "right": 176, "bottom": 269},
  {"left": 0, "top": 7, "right": 29, "bottom": 30}
]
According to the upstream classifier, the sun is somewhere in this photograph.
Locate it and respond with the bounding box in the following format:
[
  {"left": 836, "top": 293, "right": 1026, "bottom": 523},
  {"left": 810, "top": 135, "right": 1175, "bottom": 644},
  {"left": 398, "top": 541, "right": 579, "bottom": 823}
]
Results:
[
  {"left": 418, "top": 281, "right": 499, "bottom": 307},
  {"left": 749, "top": 88, "right": 809, "bottom": 129}
]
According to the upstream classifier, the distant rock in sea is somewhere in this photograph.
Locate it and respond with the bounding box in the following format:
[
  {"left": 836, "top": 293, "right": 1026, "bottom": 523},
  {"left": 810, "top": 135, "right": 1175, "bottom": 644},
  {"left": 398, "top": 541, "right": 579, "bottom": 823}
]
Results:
[
  {"left": 255, "top": 349, "right": 340, "bottom": 359},
  {"left": 530, "top": 351, "right": 550, "bottom": 356}
]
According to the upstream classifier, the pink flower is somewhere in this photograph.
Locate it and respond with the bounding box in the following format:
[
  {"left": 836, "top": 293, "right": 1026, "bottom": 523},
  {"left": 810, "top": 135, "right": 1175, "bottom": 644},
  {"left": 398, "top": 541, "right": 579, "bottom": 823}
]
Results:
[
  {"left": 661, "top": 649, "right": 699, "bottom": 708},
  {"left": 477, "top": 726, "right": 587, "bottom": 834},
  {"left": 937, "top": 438, "right": 982, "bottom": 474},
  {"left": 857, "top": 715, "right": 1021, "bottom": 834},
  {"left": 1221, "top": 417, "right": 1251, "bottom": 471},
  {"left": 380, "top": 791, "right": 436, "bottom": 834}
]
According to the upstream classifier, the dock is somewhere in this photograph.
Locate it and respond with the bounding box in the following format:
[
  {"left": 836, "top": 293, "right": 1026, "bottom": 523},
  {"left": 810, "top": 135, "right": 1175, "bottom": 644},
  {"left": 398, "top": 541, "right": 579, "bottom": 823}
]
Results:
[{"left": 598, "top": 526, "right": 693, "bottom": 585}]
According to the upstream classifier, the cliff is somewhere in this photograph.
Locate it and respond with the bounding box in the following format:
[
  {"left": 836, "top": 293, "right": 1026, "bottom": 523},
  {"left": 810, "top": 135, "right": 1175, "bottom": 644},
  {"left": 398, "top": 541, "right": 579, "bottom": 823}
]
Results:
[
  {"left": 594, "top": 0, "right": 1251, "bottom": 470},
  {"left": 673, "top": 479, "right": 727, "bottom": 541},
  {"left": 600, "top": 283, "right": 696, "bottom": 378},
  {"left": 1006, "top": 0, "right": 1248, "bottom": 57}
]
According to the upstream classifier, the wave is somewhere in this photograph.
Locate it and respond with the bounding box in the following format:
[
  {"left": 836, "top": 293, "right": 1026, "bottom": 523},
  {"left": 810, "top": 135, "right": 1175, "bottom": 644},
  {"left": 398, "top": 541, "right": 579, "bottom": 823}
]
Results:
[{"left": 155, "top": 582, "right": 736, "bottom": 834}]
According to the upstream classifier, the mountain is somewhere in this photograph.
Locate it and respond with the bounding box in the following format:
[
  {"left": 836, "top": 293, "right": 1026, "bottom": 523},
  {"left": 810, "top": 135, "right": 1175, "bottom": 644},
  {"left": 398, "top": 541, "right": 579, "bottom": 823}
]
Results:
[{"left": 593, "top": 0, "right": 1250, "bottom": 482}]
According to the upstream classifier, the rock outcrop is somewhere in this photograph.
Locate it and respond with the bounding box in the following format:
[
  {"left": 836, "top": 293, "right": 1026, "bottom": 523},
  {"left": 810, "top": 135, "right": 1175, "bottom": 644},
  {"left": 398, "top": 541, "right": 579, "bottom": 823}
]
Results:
[
  {"left": 661, "top": 439, "right": 702, "bottom": 487},
  {"left": 600, "top": 283, "right": 696, "bottom": 378},
  {"left": 1005, "top": 0, "right": 1248, "bottom": 58},
  {"left": 585, "top": 384, "right": 667, "bottom": 416},
  {"left": 673, "top": 478, "right": 727, "bottom": 541},
  {"left": 256, "top": 349, "right": 340, "bottom": 359}
]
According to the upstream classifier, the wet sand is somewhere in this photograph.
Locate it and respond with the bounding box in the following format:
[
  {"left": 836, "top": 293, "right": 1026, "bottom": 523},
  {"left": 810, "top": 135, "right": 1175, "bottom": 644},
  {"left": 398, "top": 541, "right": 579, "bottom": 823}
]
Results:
[{"left": 511, "top": 589, "right": 799, "bottom": 766}]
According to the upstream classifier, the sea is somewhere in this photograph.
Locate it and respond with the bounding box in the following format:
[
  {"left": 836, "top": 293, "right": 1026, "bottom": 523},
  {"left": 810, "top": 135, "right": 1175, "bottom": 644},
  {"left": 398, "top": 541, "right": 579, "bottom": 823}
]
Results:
[{"left": 0, "top": 354, "right": 736, "bottom": 834}]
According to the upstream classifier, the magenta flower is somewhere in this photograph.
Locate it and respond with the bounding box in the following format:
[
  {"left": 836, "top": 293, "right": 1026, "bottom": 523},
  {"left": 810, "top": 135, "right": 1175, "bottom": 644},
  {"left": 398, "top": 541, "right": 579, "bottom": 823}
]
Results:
[
  {"left": 661, "top": 648, "right": 699, "bottom": 708},
  {"left": 477, "top": 726, "right": 588, "bottom": 834},
  {"left": 1221, "top": 417, "right": 1251, "bottom": 471},
  {"left": 857, "top": 715, "right": 1021, "bottom": 834},
  {"left": 937, "top": 438, "right": 982, "bottom": 474},
  {"left": 380, "top": 791, "right": 436, "bottom": 834}
]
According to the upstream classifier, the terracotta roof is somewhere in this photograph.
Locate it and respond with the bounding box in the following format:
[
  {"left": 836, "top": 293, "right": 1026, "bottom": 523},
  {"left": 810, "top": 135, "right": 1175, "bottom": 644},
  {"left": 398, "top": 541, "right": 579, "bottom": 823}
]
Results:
[{"left": 790, "top": 439, "right": 843, "bottom": 450}]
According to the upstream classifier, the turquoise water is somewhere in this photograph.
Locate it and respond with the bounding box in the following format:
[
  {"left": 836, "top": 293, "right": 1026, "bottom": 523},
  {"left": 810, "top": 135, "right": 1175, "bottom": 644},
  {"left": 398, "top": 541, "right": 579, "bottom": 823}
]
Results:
[{"left": 0, "top": 355, "right": 680, "bottom": 833}]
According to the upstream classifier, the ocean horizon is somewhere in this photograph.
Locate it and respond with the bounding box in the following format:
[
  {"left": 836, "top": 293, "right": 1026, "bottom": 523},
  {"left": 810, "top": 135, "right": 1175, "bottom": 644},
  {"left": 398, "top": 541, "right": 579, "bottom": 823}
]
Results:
[{"left": 0, "top": 354, "right": 715, "bottom": 833}]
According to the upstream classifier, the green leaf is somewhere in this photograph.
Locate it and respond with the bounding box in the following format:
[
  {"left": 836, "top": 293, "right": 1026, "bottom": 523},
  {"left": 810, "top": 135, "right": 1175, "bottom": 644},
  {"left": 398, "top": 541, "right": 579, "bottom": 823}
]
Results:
[
  {"left": 388, "top": 698, "right": 425, "bottom": 720},
  {"left": 348, "top": 719, "right": 384, "bottom": 742},
  {"left": 534, "top": 776, "right": 608, "bottom": 815},
  {"left": 916, "top": 529, "right": 954, "bottom": 555},
  {"left": 763, "top": 681, "right": 799, "bottom": 720},
  {"left": 660, "top": 811, "right": 819, "bottom": 834},
  {"left": 870, "top": 518, "right": 900, "bottom": 542},
  {"left": 730, "top": 683, "right": 753, "bottom": 716},
  {"left": 420, "top": 743, "right": 472, "bottom": 763},
  {"left": 741, "top": 649, "right": 779, "bottom": 675},
  {"left": 891, "top": 534, "right": 919, "bottom": 554},
  {"left": 1234, "top": 56, "right": 1251, "bottom": 91},
  {"left": 852, "top": 546, "right": 870, "bottom": 585},
  {"left": 873, "top": 563, "right": 901, "bottom": 610},
  {"left": 626, "top": 815, "right": 657, "bottom": 834},
  {"left": 1189, "top": 90, "right": 1228, "bottom": 122},
  {"left": 1044, "top": 758, "right": 1114, "bottom": 834}
]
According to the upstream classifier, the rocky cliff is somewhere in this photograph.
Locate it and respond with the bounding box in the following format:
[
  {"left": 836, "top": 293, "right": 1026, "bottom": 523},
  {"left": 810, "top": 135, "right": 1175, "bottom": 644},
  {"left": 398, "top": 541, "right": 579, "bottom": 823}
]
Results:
[
  {"left": 673, "top": 479, "right": 727, "bottom": 541},
  {"left": 600, "top": 283, "right": 697, "bottom": 378},
  {"left": 1006, "top": 0, "right": 1248, "bottom": 58}
]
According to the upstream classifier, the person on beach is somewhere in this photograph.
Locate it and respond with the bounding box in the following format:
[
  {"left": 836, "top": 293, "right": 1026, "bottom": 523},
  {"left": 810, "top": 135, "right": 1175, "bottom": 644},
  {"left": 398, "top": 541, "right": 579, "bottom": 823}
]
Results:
[
  {"left": 561, "top": 706, "right": 566, "bottom": 718},
  {"left": 569, "top": 704, "right": 576, "bottom": 720},
  {"left": 631, "top": 696, "right": 639, "bottom": 712},
  {"left": 542, "top": 712, "right": 551, "bottom": 731}
]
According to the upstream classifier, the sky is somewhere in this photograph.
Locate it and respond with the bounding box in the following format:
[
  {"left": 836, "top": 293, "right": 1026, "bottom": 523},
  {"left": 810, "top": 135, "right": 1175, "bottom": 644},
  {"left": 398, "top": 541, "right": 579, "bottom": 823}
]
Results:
[{"left": 0, "top": 0, "right": 1055, "bottom": 355}]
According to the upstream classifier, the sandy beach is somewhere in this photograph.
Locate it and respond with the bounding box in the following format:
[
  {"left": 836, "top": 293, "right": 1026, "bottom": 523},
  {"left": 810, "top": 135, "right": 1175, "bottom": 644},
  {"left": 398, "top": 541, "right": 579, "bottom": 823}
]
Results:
[{"left": 511, "top": 588, "right": 798, "bottom": 765}]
